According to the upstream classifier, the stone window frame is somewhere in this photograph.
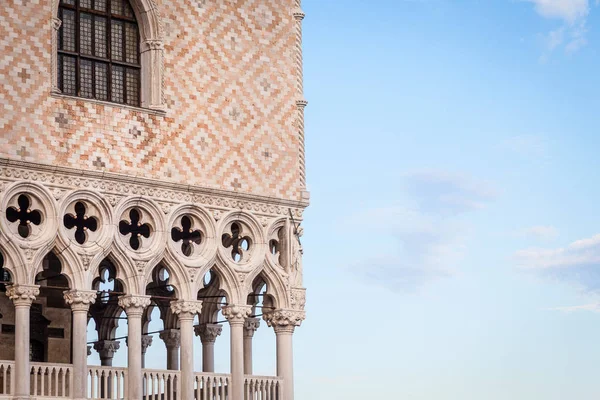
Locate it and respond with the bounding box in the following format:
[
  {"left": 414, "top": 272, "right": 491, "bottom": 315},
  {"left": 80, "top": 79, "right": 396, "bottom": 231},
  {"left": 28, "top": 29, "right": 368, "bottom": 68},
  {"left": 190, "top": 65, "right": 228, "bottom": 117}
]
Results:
[{"left": 51, "top": 0, "right": 165, "bottom": 111}]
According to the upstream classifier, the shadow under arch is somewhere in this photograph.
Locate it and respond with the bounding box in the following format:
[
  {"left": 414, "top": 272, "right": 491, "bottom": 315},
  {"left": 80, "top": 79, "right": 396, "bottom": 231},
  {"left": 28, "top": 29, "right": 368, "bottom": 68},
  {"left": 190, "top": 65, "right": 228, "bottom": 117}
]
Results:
[
  {"left": 197, "top": 267, "right": 230, "bottom": 325},
  {"left": 90, "top": 258, "right": 127, "bottom": 341}
]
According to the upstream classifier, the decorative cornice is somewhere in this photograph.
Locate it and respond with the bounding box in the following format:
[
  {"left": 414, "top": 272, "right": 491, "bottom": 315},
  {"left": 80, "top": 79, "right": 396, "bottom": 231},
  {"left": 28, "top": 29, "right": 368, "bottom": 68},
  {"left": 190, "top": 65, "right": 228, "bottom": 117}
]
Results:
[
  {"left": 263, "top": 309, "right": 305, "bottom": 333},
  {"left": 170, "top": 300, "right": 203, "bottom": 319},
  {"left": 93, "top": 340, "right": 121, "bottom": 359},
  {"left": 0, "top": 159, "right": 309, "bottom": 215},
  {"left": 118, "top": 295, "right": 151, "bottom": 316},
  {"left": 159, "top": 329, "right": 181, "bottom": 348},
  {"left": 243, "top": 317, "right": 261, "bottom": 338},
  {"left": 63, "top": 290, "right": 97, "bottom": 311},
  {"left": 221, "top": 305, "right": 252, "bottom": 325},
  {"left": 6, "top": 284, "right": 39, "bottom": 306},
  {"left": 194, "top": 323, "right": 223, "bottom": 344}
]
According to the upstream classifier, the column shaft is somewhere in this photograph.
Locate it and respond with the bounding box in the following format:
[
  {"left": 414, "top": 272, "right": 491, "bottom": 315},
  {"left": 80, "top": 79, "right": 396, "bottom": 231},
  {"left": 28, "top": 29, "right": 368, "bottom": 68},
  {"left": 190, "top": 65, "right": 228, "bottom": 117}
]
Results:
[
  {"left": 72, "top": 309, "right": 89, "bottom": 399},
  {"left": 180, "top": 318, "right": 194, "bottom": 400},
  {"left": 202, "top": 342, "right": 215, "bottom": 373},
  {"left": 243, "top": 336, "right": 253, "bottom": 375},
  {"left": 230, "top": 322, "right": 245, "bottom": 400},
  {"left": 14, "top": 304, "right": 31, "bottom": 399},
  {"left": 276, "top": 330, "right": 295, "bottom": 400}
]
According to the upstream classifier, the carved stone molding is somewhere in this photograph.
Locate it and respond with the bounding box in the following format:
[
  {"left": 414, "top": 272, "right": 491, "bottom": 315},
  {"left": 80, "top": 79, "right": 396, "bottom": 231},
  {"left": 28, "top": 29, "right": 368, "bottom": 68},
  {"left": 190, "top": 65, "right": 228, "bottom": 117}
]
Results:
[
  {"left": 194, "top": 323, "right": 223, "bottom": 344},
  {"left": 243, "top": 317, "right": 260, "bottom": 338},
  {"left": 263, "top": 309, "right": 305, "bottom": 333},
  {"left": 93, "top": 340, "right": 121, "bottom": 360},
  {"left": 221, "top": 304, "right": 252, "bottom": 325},
  {"left": 6, "top": 284, "right": 39, "bottom": 306},
  {"left": 170, "top": 300, "right": 203, "bottom": 319},
  {"left": 118, "top": 295, "right": 151, "bottom": 316},
  {"left": 159, "top": 329, "right": 181, "bottom": 348},
  {"left": 290, "top": 288, "right": 306, "bottom": 311},
  {"left": 63, "top": 289, "right": 97, "bottom": 312}
]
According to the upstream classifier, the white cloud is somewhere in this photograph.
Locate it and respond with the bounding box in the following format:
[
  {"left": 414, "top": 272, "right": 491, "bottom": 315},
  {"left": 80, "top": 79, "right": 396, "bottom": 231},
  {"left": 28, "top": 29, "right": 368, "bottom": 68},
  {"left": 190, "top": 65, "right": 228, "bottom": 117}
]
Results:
[
  {"left": 520, "top": 225, "right": 559, "bottom": 241},
  {"left": 548, "top": 303, "right": 600, "bottom": 313},
  {"left": 525, "top": 0, "right": 593, "bottom": 55},
  {"left": 526, "top": 0, "right": 589, "bottom": 24},
  {"left": 515, "top": 233, "right": 600, "bottom": 292}
]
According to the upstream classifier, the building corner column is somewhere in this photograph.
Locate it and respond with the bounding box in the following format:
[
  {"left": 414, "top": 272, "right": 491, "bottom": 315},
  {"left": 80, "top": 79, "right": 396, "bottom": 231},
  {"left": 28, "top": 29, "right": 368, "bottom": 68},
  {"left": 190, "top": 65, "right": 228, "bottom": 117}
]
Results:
[
  {"left": 6, "top": 284, "right": 39, "bottom": 400},
  {"left": 64, "top": 289, "right": 97, "bottom": 400},
  {"left": 194, "top": 323, "right": 223, "bottom": 373},
  {"left": 264, "top": 309, "right": 305, "bottom": 400},
  {"left": 243, "top": 318, "right": 260, "bottom": 375},
  {"left": 222, "top": 305, "right": 252, "bottom": 400},
  {"left": 170, "top": 300, "right": 203, "bottom": 400},
  {"left": 118, "top": 295, "right": 151, "bottom": 400}
]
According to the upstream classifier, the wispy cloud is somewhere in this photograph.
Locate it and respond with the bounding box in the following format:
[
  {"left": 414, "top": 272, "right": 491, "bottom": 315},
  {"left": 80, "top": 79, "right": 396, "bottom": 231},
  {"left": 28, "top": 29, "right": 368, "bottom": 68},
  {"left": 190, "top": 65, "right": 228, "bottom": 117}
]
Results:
[
  {"left": 520, "top": 225, "right": 559, "bottom": 241},
  {"left": 548, "top": 303, "right": 600, "bottom": 313},
  {"left": 502, "top": 134, "right": 549, "bottom": 159},
  {"left": 525, "top": 0, "right": 593, "bottom": 56},
  {"left": 515, "top": 233, "right": 600, "bottom": 292},
  {"left": 348, "top": 171, "right": 495, "bottom": 292}
]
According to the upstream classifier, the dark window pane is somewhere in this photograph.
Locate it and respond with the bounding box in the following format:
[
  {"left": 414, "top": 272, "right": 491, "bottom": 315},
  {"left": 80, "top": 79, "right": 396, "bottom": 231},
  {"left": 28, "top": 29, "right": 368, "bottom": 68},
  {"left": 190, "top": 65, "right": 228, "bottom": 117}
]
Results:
[
  {"left": 61, "top": 0, "right": 75, "bottom": 6},
  {"left": 80, "top": 13, "right": 93, "bottom": 56},
  {"left": 95, "top": 62, "right": 108, "bottom": 101},
  {"left": 112, "top": 66, "right": 124, "bottom": 103},
  {"left": 80, "top": 59, "right": 94, "bottom": 98},
  {"left": 125, "top": 23, "right": 138, "bottom": 64},
  {"left": 126, "top": 68, "right": 139, "bottom": 106},
  {"left": 124, "top": 1, "right": 135, "bottom": 18},
  {"left": 111, "top": 20, "right": 123, "bottom": 61},
  {"left": 111, "top": 0, "right": 123, "bottom": 16},
  {"left": 94, "top": 0, "right": 107, "bottom": 12},
  {"left": 94, "top": 16, "right": 107, "bottom": 58},
  {"left": 62, "top": 56, "right": 77, "bottom": 95},
  {"left": 61, "top": 9, "right": 76, "bottom": 52},
  {"left": 80, "top": 0, "right": 92, "bottom": 9}
]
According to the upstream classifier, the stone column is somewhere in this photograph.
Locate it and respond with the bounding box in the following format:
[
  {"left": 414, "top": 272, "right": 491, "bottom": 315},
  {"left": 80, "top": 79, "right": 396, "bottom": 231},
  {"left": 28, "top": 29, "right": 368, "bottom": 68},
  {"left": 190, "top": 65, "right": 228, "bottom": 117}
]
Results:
[
  {"left": 64, "top": 290, "right": 97, "bottom": 400},
  {"left": 159, "top": 329, "right": 181, "bottom": 370},
  {"left": 222, "top": 305, "right": 252, "bottom": 400},
  {"left": 93, "top": 340, "right": 121, "bottom": 366},
  {"left": 118, "top": 295, "right": 151, "bottom": 400},
  {"left": 264, "top": 309, "right": 306, "bottom": 400},
  {"left": 6, "top": 284, "right": 39, "bottom": 400},
  {"left": 243, "top": 318, "right": 260, "bottom": 375},
  {"left": 170, "top": 300, "right": 203, "bottom": 400},
  {"left": 194, "top": 323, "right": 222, "bottom": 373},
  {"left": 141, "top": 335, "right": 153, "bottom": 368}
]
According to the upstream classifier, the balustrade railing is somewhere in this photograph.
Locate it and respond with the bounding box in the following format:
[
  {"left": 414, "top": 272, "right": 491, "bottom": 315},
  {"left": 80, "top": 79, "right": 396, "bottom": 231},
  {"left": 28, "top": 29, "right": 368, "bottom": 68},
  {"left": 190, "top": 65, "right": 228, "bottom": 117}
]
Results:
[
  {"left": 0, "top": 361, "right": 14, "bottom": 397},
  {"left": 244, "top": 376, "right": 282, "bottom": 400},
  {"left": 30, "top": 362, "right": 73, "bottom": 398},
  {"left": 194, "top": 372, "right": 230, "bottom": 400},
  {"left": 144, "top": 369, "right": 179, "bottom": 400},
  {"left": 88, "top": 366, "right": 127, "bottom": 400}
]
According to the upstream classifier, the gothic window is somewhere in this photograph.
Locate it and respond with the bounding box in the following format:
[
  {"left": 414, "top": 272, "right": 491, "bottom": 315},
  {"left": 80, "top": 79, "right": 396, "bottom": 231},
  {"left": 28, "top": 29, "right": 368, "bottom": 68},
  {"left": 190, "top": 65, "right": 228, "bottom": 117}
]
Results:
[{"left": 58, "top": 0, "right": 141, "bottom": 106}]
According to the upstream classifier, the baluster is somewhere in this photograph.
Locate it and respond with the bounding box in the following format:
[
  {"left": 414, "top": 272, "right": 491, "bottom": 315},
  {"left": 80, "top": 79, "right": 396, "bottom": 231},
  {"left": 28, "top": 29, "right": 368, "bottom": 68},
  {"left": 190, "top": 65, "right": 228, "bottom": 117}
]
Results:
[{"left": 2, "top": 365, "right": 6, "bottom": 394}]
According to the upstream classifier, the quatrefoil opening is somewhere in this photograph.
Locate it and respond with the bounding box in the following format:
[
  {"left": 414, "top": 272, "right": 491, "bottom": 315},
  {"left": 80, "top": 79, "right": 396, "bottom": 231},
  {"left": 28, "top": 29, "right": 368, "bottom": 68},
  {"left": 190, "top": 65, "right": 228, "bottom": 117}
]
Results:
[
  {"left": 6, "top": 194, "right": 43, "bottom": 239},
  {"left": 63, "top": 202, "right": 98, "bottom": 245},
  {"left": 171, "top": 215, "right": 203, "bottom": 257},
  {"left": 222, "top": 222, "right": 252, "bottom": 263},
  {"left": 119, "top": 209, "right": 151, "bottom": 251}
]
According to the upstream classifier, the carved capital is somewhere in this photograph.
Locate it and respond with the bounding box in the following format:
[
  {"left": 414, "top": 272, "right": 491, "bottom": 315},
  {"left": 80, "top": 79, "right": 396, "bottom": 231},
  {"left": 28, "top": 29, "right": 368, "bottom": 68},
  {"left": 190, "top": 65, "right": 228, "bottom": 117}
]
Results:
[
  {"left": 243, "top": 318, "right": 261, "bottom": 338},
  {"left": 194, "top": 323, "right": 223, "bottom": 344},
  {"left": 263, "top": 309, "right": 305, "bottom": 333},
  {"left": 222, "top": 305, "right": 252, "bottom": 325},
  {"left": 52, "top": 17, "right": 62, "bottom": 31},
  {"left": 118, "top": 295, "right": 151, "bottom": 316},
  {"left": 93, "top": 340, "right": 121, "bottom": 360},
  {"left": 296, "top": 99, "right": 308, "bottom": 109},
  {"left": 142, "top": 39, "right": 164, "bottom": 51},
  {"left": 141, "top": 335, "right": 153, "bottom": 353},
  {"left": 63, "top": 289, "right": 97, "bottom": 312},
  {"left": 170, "top": 300, "right": 203, "bottom": 320},
  {"left": 159, "top": 329, "right": 181, "bottom": 348},
  {"left": 293, "top": 9, "right": 305, "bottom": 21},
  {"left": 6, "top": 284, "right": 39, "bottom": 306}
]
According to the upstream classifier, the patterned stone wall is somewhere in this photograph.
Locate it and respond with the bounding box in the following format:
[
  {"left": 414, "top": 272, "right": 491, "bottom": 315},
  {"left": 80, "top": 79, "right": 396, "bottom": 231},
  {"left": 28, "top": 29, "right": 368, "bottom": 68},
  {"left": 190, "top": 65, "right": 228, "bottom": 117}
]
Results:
[{"left": 0, "top": 0, "right": 306, "bottom": 202}]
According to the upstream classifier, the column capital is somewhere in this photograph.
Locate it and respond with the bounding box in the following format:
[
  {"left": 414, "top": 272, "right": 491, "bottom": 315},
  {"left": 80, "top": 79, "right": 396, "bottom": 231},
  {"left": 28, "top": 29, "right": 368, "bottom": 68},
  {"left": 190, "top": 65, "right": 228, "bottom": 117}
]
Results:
[
  {"left": 194, "top": 323, "right": 223, "bottom": 344},
  {"left": 159, "top": 329, "right": 181, "bottom": 349},
  {"left": 222, "top": 304, "right": 252, "bottom": 325},
  {"left": 243, "top": 318, "right": 261, "bottom": 338},
  {"left": 118, "top": 295, "right": 151, "bottom": 316},
  {"left": 93, "top": 340, "right": 121, "bottom": 359},
  {"left": 141, "top": 335, "right": 153, "bottom": 354},
  {"left": 63, "top": 289, "right": 97, "bottom": 312},
  {"left": 170, "top": 300, "right": 203, "bottom": 320},
  {"left": 263, "top": 309, "right": 305, "bottom": 334},
  {"left": 6, "top": 284, "right": 39, "bottom": 306}
]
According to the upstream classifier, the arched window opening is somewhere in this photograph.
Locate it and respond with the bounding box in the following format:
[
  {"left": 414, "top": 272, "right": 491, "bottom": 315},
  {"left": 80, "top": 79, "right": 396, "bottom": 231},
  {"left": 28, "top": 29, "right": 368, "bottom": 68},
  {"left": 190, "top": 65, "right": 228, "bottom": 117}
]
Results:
[{"left": 58, "top": 0, "right": 141, "bottom": 106}]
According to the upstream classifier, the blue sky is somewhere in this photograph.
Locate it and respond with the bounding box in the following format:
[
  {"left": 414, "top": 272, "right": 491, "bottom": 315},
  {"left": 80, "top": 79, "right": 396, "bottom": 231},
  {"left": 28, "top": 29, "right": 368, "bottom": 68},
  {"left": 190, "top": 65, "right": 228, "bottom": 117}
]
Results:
[{"left": 94, "top": 1, "right": 600, "bottom": 399}]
